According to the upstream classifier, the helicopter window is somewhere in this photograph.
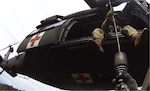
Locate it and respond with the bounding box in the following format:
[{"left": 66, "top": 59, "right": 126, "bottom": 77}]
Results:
[{"left": 66, "top": 23, "right": 91, "bottom": 40}]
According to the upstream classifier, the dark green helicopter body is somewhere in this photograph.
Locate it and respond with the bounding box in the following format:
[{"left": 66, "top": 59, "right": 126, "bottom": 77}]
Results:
[{"left": 0, "top": 0, "right": 149, "bottom": 90}]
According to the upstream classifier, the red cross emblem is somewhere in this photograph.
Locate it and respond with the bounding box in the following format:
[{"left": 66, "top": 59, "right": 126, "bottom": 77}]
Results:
[
  {"left": 27, "top": 32, "right": 45, "bottom": 49},
  {"left": 30, "top": 34, "right": 41, "bottom": 46},
  {"left": 72, "top": 73, "right": 93, "bottom": 83}
]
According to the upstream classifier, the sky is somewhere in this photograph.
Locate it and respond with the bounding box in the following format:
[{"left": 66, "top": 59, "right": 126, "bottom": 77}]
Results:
[
  {"left": 0, "top": 0, "right": 89, "bottom": 91},
  {"left": 0, "top": 0, "right": 149, "bottom": 91}
]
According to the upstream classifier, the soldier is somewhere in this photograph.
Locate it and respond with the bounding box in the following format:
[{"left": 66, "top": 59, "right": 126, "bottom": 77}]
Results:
[
  {"left": 92, "top": 8, "right": 114, "bottom": 52},
  {"left": 92, "top": 8, "right": 149, "bottom": 53}
]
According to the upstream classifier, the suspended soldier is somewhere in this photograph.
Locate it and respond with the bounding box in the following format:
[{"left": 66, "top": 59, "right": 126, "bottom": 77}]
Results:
[
  {"left": 92, "top": 8, "right": 115, "bottom": 52},
  {"left": 92, "top": 8, "right": 149, "bottom": 53}
]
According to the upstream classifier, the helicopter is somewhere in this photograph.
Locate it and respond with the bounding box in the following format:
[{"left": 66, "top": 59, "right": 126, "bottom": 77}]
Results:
[{"left": 0, "top": 0, "right": 149, "bottom": 90}]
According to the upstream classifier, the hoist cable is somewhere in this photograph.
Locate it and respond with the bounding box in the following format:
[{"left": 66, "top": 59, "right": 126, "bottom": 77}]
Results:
[{"left": 108, "top": 0, "right": 121, "bottom": 53}]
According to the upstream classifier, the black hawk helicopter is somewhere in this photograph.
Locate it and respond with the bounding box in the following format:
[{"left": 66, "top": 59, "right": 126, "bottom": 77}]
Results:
[{"left": 0, "top": 0, "right": 149, "bottom": 90}]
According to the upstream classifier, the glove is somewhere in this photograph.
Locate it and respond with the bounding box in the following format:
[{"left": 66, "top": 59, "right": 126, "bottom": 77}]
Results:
[
  {"left": 122, "top": 72, "right": 138, "bottom": 90},
  {"left": 113, "top": 72, "right": 138, "bottom": 90}
]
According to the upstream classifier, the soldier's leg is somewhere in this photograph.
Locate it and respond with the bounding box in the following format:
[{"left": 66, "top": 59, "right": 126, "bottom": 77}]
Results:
[
  {"left": 92, "top": 28, "right": 104, "bottom": 52},
  {"left": 122, "top": 25, "right": 138, "bottom": 39},
  {"left": 134, "top": 28, "right": 149, "bottom": 48},
  {"left": 121, "top": 25, "right": 149, "bottom": 47}
]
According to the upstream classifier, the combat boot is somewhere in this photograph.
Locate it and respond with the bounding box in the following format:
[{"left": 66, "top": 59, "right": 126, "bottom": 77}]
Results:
[
  {"left": 92, "top": 28, "right": 104, "bottom": 52},
  {"left": 134, "top": 28, "right": 149, "bottom": 47}
]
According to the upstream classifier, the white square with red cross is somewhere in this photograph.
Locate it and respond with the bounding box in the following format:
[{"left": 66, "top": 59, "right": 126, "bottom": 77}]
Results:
[
  {"left": 26, "top": 32, "right": 45, "bottom": 49},
  {"left": 71, "top": 73, "right": 93, "bottom": 83}
]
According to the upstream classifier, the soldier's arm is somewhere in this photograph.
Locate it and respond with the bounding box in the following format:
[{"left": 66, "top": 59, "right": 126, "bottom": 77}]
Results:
[{"left": 101, "top": 8, "right": 114, "bottom": 33}]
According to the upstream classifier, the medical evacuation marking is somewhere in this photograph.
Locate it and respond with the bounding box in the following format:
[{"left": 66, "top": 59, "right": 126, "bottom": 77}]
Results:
[
  {"left": 71, "top": 73, "right": 93, "bottom": 83},
  {"left": 26, "top": 32, "right": 45, "bottom": 49}
]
